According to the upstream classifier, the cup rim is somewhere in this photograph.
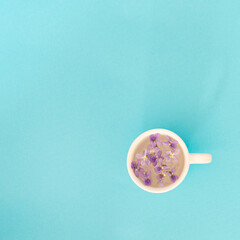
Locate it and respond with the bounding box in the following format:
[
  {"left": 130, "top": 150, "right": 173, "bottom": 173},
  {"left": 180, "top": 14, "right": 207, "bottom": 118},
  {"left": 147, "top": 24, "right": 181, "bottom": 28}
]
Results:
[{"left": 127, "top": 129, "right": 190, "bottom": 193}]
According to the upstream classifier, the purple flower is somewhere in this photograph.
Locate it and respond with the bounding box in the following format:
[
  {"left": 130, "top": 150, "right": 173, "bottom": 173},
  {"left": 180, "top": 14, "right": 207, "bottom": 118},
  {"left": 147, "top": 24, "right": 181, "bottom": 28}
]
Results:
[
  {"left": 165, "top": 167, "right": 178, "bottom": 183},
  {"left": 154, "top": 164, "right": 170, "bottom": 174},
  {"left": 141, "top": 170, "right": 152, "bottom": 186},
  {"left": 156, "top": 173, "right": 165, "bottom": 186},
  {"left": 148, "top": 154, "right": 157, "bottom": 166},
  {"left": 170, "top": 175, "right": 178, "bottom": 182},
  {"left": 140, "top": 169, "right": 151, "bottom": 179},
  {"left": 148, "top": 154, "right": 157, "bottom": 162},
  {"left": 141, "top": 159, "right": 150, "bottom": 166},
  {"left": 149, "top": 133, "right": 160, "bottom": 142},
  {"left": 134, "top": 167, "right": 144, "bottom": 178},
  {"left": 154, "top": 165, "right": 162, "bottom": 174},
  {"left": 147, "top": 145, "right": 159, "bottom": 155},
  {"left": 131, "top": 160, "right": 144, "bottom": 178},
  {"left": 164, "top": 149, "right": 180, "bottom": 162},
  {"left": 156, "top": 173, "right": 164, "bottom": 182},
  {"left": 164, "top": 136, "right": 178, "bottom": 151},
  {"left": 149, "top": 133, "right": 160, "bottom": 143},
  {"left": 144, "top": 178, "right": 152, "bottom": 186},
  {"left": 136, "top": 150, "right": 150, "bottom": 166},
  {"left": 131, "top": 160, "right": 140, "bottom": 170}
]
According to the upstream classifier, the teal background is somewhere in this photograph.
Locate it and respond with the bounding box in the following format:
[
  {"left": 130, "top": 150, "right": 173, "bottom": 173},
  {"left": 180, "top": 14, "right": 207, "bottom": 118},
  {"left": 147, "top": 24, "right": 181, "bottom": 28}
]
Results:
[{"left": 0, "top": 1, "right": 239, "bottom": 239}]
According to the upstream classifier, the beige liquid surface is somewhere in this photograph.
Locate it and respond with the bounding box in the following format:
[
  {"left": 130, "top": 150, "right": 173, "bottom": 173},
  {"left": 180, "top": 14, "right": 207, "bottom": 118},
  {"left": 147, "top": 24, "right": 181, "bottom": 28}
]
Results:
[{"left": 132, "top": 134, "right": 185, "bottom": 187}]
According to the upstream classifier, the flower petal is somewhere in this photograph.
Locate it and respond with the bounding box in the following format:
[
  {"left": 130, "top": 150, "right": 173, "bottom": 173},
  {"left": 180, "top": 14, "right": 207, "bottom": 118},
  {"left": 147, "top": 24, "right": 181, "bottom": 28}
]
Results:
[
  {"left": 172, "top": 167, "right": 176, "bottom": 173},
  {"left": 135, "top": 169, "right": 140, "bottom": 177},
  {"left": 163, "top": 166, "right": 170, "bottom": 170},
  {"left": 155, "top": 133, "right": 160, "bottom": 139},
  {"left": 173, "top": 156, "right": 178, "bottom": 162},
  {"left": 141, "top": 160, "right": 146, "bottom": 166},
  {"left": 157, "top": 140, "right": 163, "bottom": 146},
  {"left": 153, "top": 147, "right": 159, "bottom": 153},
  {"left": 136, "top": 154, "right": 143, "bottom": 159},
  {"left": 174, "top": 149, "right": 180, "bottom": 155},
  {"left": 165, "top": 171, "right": 171, "bottom": 176},
  {"left": 152, "top": 142, "right": 157, "bottom": 147},
  {"left": 140, "top": 172, "right": 146, "bottom": 179},
  {"left": 164, "top": 152, "right": 170, "bottom": 158},
  {"left": 158, "top": 157, "right": 163, "bottom": 165},
  {"left": 144, "top": 149, "right": 147, "bottom": 156},
  {"left": 152, "top": 161, "right": 157, "bottom": 167},
  {"left": 154, "top": 166, "right": 162, "bottom": 174},
  {"left": 170, "top": 147, "right": 176, "bottom": 152},
  {"left": 165, "top": 157, "right": 171, "bottom": 162},
  {"left": 170, "top": 175, "right": 178, "bottom": 182},
  {"left": 166, "top": 136, "right": 172, "bottom": 142},
  {"left": 131, "top": 161, "right": 137, "bottom": 169},
  {"left": 156, "top": 151, "right": 162, "bottom": 158},
  {"left": 149, "top": 154, "right": 157, "bottom": 163},
  {"left": 144, "top": 178, "right": 152, "bottom": 186},
  {"left": 156, "top": 174, "right": 164, "bottom": 182},
  {"left": 145, "top": 159, "right": 150, "bottom": 165},
  {"left": 149, "top": 134, "right": 158, "bottom": 142},
  {"left": 171, "top": 143, "right": 177, "bottom": 149}
]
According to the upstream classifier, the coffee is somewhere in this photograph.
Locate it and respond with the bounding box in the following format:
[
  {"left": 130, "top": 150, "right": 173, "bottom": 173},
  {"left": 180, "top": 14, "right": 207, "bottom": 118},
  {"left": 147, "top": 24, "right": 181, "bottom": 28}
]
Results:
[{"left": 131, "top": 133, "right": 184, "bottom": 187}]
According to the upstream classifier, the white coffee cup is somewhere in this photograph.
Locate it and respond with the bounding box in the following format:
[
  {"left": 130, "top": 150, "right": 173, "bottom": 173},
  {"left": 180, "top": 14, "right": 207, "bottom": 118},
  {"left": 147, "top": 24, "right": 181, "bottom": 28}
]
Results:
[{"left": 127, "top": 129, "right": 212, "bottom": 193}]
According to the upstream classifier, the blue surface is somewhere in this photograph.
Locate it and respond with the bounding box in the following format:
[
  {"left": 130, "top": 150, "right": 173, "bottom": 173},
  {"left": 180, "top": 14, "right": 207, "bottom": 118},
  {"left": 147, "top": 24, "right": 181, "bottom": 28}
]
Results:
[{"left": 0, "top": 1, "right": 239, "bottom": 239}]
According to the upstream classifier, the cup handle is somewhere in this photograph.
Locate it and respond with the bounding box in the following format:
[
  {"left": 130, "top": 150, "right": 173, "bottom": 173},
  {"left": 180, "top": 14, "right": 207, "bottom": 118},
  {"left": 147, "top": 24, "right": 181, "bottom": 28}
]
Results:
[{"left": 189, "top": 154, "right": 212, "bottom": 164}]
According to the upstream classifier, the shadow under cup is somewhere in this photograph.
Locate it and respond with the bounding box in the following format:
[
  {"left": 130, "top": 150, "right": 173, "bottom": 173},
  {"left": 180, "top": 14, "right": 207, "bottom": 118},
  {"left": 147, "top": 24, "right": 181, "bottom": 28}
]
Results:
[{"left": 127, "top": 129, "right": 190, "bottom": 193}]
